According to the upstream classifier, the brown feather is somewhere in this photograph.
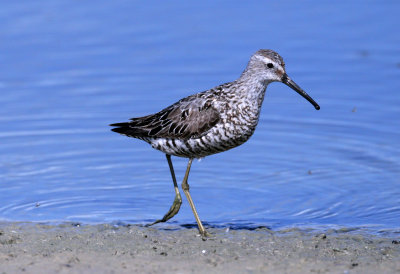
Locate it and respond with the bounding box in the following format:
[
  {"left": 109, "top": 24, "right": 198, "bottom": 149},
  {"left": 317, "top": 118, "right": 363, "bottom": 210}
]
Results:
[{"left": 111, "top": 93, "right": 220, "bottom": 140}]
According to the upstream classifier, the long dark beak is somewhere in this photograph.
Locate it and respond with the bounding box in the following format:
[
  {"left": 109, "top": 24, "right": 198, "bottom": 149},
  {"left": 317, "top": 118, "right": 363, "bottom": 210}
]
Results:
[{"left": 282, "top": 74, "right": 320, "bottom": 110}]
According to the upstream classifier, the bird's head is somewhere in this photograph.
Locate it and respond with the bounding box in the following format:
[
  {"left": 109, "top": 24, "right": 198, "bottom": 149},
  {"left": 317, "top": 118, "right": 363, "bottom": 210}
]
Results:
[{"left": 246, "top": 49, "right": 320, "bottom": 110}]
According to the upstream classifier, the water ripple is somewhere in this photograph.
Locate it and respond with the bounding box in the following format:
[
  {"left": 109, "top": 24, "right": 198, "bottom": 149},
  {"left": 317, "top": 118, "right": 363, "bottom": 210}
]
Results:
[{"left": 0, "top": 0, "right": 399, "bottom": 235}]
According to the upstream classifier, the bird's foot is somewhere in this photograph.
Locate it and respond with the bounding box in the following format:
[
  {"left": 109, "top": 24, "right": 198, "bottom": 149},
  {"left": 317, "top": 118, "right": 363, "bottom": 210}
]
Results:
[
  {"left": 146, "top": 193, "right": 182, "bottom": 226},
  {"left": 199, "top": 229, "right": 213, "bottom": 240}
]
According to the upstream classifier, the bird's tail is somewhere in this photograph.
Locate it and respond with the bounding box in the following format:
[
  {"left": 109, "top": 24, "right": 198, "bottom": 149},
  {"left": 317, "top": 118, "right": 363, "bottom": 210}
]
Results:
[{"left": 110, "top": 122, "right": 148, "bottom": 138}]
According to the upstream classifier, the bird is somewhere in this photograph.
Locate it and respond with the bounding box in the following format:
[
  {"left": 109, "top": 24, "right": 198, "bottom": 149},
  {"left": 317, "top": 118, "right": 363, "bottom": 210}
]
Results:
[{"left": 110, "top": 49, "right": 320, "bottom": 237}]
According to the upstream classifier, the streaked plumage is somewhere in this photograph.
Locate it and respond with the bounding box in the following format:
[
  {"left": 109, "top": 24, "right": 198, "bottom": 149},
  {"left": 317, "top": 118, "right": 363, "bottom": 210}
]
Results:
[{"left": 110, "top": 49, "right": 320, "bottom": 237}]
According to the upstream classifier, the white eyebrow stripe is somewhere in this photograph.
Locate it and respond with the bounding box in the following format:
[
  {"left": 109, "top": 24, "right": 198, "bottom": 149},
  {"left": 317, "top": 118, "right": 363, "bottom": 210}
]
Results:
[{"left": 254, "top": 55, "right": 274, "bottom": 64}]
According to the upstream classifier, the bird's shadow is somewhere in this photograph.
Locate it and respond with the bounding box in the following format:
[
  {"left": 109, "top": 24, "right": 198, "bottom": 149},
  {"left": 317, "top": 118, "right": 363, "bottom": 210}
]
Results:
[
  {"left": 180, "top": 222, "right": 271, "bottom": 231},
  {"left": 133, "top": 221, "right": 272, "bottom": 232}
]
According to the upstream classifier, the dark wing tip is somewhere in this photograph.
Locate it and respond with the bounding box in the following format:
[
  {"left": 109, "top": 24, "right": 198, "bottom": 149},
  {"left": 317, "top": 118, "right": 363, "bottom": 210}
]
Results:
[
  {"left": 110, "top": 122, "right": 127, "bottom": 127},
  {"left": 111, "top": 127, "right": 126, "bottom": 134},
  {"left": 110, "top": 122, "right": 130, "bottom": 135},
  {"left": 110, "top": 122, "right": 148, "bottom": 137}
]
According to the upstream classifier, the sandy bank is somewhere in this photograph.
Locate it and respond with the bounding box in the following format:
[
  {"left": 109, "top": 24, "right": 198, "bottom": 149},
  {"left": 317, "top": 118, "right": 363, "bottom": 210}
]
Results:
[{"left": 0, "top": 222, "right": 399, "bottom": 273}]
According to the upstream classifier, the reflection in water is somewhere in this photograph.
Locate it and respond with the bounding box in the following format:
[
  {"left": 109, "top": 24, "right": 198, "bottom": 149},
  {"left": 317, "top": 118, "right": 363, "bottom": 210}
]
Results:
[{"left": 0, "top": 1, "right": 399, "bottom": 234}]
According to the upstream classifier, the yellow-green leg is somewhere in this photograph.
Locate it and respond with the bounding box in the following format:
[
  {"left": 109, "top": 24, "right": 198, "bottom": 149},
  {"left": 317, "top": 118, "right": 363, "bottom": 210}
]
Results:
[
  {"left": 181, "top": 158, "right": 210, "bottom": 237},
  {"left": 146, "top": 154, "right": 182, "bottom": 226}
]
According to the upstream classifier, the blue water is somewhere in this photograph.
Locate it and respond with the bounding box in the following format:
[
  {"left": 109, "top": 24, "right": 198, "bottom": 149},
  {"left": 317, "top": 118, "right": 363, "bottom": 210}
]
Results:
[{"left": 1, "top": 1, "right": 399, "bottom": 234}]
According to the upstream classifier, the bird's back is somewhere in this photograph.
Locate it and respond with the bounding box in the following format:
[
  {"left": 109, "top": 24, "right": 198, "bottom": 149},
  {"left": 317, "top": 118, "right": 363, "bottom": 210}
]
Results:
[
  {"left": 110, "top": 81, "right": 262, "bottom": 158},
  {"left": 110, "top": 89, "right": 220, "bottom": 140}
]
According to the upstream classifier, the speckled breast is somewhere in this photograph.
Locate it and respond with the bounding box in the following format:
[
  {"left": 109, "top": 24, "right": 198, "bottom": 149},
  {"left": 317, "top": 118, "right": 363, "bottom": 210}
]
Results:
[{"left": 147, "top": 111, "right": 259, "bottom": 158}]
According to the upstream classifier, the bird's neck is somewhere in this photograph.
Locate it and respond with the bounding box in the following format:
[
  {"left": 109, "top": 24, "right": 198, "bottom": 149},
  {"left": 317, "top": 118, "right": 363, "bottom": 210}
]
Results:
[{"left": 235, "top": 72, "right": 271, "bottom": 109}]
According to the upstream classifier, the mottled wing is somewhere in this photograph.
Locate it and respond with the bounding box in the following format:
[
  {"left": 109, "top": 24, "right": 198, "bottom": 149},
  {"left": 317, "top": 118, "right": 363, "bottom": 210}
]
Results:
[{"left": 111, "top": 96, "right": 220, "bottom": 140}]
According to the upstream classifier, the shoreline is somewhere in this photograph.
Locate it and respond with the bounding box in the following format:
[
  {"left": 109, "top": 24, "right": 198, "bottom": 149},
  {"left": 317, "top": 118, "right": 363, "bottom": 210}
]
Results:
[{"left": 1, "top": 222, "right": 399, "bottom": 273}]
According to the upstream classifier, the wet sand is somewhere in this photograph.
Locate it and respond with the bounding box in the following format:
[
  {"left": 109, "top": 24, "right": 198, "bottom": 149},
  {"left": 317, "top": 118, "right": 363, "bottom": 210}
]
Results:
[{"left": 0, "top": 222, "right": 399, "bottom": 273}]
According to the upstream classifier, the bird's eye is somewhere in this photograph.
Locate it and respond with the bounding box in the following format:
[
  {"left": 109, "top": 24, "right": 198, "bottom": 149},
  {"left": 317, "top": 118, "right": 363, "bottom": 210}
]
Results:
[{"left": 267, "top": 63, "right": 274, "bottom": 68}]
